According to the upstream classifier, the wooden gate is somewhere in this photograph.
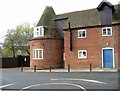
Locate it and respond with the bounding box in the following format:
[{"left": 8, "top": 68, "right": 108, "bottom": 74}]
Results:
[{"left": 18, "top": 55, "right": 30, "bottom": 67}]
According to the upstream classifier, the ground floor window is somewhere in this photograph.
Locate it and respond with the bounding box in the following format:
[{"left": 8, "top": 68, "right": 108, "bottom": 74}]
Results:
[
  {"left": 33, "top": 49, "right": 43, "bottom": 59},
  {"left": 78, "top": 50, "right": 87, "bottom": 59}
]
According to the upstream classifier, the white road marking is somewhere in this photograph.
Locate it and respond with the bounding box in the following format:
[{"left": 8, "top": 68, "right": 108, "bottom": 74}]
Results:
[
  {"left": 0, "top": 83, "right": 15, "bottom": 89},
  {"left": 51, "top": 78, "right": 106, "bottom": 84},
  {"left": 22, "top": 83, "right": 86, "bottom": 91}
]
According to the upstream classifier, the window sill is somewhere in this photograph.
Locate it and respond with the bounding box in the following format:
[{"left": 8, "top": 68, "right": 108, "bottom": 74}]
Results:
[
  {"left": 78, "top": 37, "right": 86, "bottom": 38},
  {"left": 78, "top": 57, "right": 87, "bottom": 59},
  {"left": 33, "top": 58, "right": 43, "bottom": 60},
  {"left": 102, "top": 35, "right": 112, "bottom": 36}
]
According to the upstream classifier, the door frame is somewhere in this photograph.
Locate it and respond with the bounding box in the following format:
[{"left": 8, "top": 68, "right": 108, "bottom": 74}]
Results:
[{"left": 102, "top": 47, "right": 115, "bottom": 68}]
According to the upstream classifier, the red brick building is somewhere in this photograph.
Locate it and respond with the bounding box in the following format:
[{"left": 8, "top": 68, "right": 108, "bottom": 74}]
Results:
[
  {"left": 30, "top": 7, "right": 63, "bottom": 69},
  {"left": 30, "top": 1, "right": 120, "bottom": 69}
]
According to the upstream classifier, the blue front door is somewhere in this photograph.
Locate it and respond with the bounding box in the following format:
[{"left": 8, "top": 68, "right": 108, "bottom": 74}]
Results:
[{"left": 103, "top": 49, "right": 113, "bottom": 68}]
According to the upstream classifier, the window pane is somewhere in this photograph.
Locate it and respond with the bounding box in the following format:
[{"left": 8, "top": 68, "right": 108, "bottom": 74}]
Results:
[
  {"left": 107, "top": 28, "right": 111, "bottom": 35},
  {"left": 39, "top": 28, "right": 42, "bottom": 35},
  {"left": 33, "top": 50, "right": 35, "bottom": 58},
  {"left": 82, "top": 31, "right": 85, "bottom": 37},
  {"left": 83, "top": 51, "right": 86, "bottom": 57},
  {"left": 36, "top": 28, "right": 39, "bottom": 35},
  {"left": 79, "top": 31, "right": 82, "bottom": 37},
  {"left": 79, "top": 52, "right": 83, "bottom": 57},
  {"left": 36, "top": 50, "right": 38, "bottom": 58},
  {"left": 103, "top": 29, "right": 106, "bottom": 35},
  {"left": 37, "top": 28, "right": 39, "bottom": 31},
  {"left": 37, "top": 32, "right": 39, "bottom": 35},
  {"left": 39, "top": 50, "right": 42, "bottom": 58}
]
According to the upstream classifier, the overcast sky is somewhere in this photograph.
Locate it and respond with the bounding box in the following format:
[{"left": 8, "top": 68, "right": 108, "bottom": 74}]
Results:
[{"left": 0, "top": 0, "right": 119, "bottom": 43}]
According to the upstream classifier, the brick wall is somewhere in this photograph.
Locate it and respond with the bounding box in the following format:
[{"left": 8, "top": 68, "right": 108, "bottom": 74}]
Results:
[
  {"left": 118, "top": 25, "right": 120, "bottom": 69},
  {"left": 64, "top": 25, "right": 119, "bottom": 69},
  {"left": 30, "top": 39, "right": 63, "bottom": 69}
]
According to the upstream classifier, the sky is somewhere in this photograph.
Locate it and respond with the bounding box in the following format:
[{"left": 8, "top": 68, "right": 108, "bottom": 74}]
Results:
[{"left": 0, "top": 0, "right": 119, "bottom": 43}]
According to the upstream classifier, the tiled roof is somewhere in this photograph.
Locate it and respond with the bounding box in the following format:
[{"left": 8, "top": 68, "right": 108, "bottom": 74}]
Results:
[
  {"left": 113, "top": 5, "right": 120, "bottom": 23},
  {"left": 35, "top": 6, "right": 62, "bottom": 39},
  {"left": 56, "top": 4, "right": 119, "bottom": 29},
  {"left": 34, "top": 3, "right": 119, "bottom": 40},
  {"left": 56, "top": 8, "right": 100, "bottom": 29}
]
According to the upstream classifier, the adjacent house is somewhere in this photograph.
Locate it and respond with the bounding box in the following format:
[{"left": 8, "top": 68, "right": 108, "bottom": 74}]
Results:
[{"left": 30, "top": 0, "right": 120, "bottom": 69}]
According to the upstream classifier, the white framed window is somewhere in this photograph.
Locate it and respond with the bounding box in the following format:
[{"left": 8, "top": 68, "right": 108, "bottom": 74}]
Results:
[
  {"left": 34, "top": 26, "right": 44, "bottom": 37},
  {"left": 78, "top": 29, "right": 86, "bottom": 38},
  {"left": 102, "top": 27, "right": 112, "bottom": 36},
  {"left": 33, "top": 49, "right": 43, "bottom": 59},
  {"left": 78, "top": 50, "right": 87, "bottom": 59}
]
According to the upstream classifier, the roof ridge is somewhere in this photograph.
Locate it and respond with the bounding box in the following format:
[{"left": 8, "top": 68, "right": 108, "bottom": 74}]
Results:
[{"left": 56, "top": 8, "right": 97, "bottom": 16}]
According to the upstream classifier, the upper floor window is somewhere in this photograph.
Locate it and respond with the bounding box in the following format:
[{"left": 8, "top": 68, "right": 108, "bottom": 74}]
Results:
[
  {"left": 102, "top": 27, "right": 112, "bottom": 36},
  {"left": 34, "top": 26, "right": 44, "bottom": 37},
  {"left": 78, "top": 29, "right": 86, "bottom": 38},
  {"left": 33, "top": 49, "right": 43, "bottom": 59},
  {"left": 78, "top": 50, "right": 87, "bottom": 59}
]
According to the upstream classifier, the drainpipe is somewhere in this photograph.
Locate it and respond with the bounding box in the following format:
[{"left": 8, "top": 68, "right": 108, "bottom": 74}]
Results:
[{"left": 68, "top": 22, "right": 72, "bottom": 52}]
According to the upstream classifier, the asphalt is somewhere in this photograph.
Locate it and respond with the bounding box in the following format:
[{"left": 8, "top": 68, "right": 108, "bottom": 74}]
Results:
[{"left": 0, "top": 68, "right": 119, "bottom": 91}]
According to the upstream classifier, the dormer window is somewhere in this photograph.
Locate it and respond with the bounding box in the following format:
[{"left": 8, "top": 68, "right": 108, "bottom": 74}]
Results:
[
  {"left": 34, "top": 26, "right": 44, "bottom": 37},
  {"left": 97, "top": 1, "right": 115, "bottom": 25}
]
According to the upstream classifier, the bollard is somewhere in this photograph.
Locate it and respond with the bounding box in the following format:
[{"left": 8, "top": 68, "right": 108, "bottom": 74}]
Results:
[
  {"left": 68, "top": 65, "right": 70, "bottom": 72},
  {"left": 90, "top": 64, "right": 92, "bottom": 72},
  {"left": 49, "top": 65, "right": 51, "bottom": 72},
  {"left": 21, "top": 65, "right": 23, "bottom": 72},
  {"left": 34, "top": 66, "right": 36, "bottom": 72}
]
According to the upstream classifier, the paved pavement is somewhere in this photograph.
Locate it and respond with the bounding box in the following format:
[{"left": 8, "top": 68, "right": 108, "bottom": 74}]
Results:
[
  {"left": 1, "top": 67, "right": 118, "bottom": 72},
  {"left": 0, "top": 68, "right": 119, "bottom": 91},
  {"left": 26, "top": 68, "right": 118, "bottom": 72}
]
